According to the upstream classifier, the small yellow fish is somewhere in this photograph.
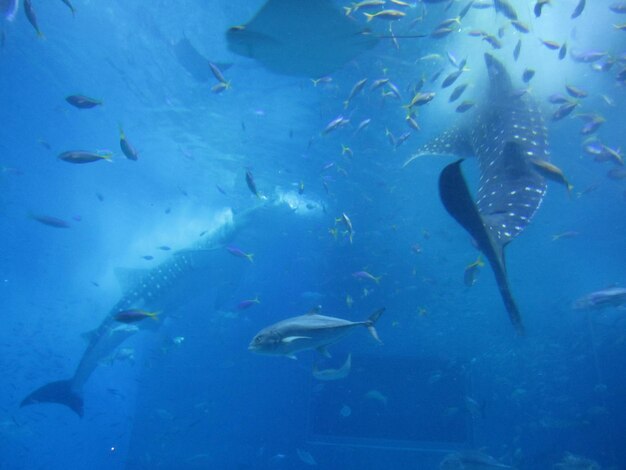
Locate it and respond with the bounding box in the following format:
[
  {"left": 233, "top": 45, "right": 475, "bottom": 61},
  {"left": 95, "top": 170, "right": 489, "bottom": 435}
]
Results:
[
  {"left": 311, "top": 76, "right": 332, "bottom": 86},
  {"left": 211, "top": 82, "right": 231, "bottom": 94},
  {"left": 464, "top": 256, "right": 484, "bottom": 287},
  {"left": 343, "top": 0, "right": 386, "bottom": 16},
  {"left": 341, "top": 144, "right": 353, "bottom": 157},
  {"left": 404, "top": 91, "right": 436, "bottom": 109},
  {"left": 531, "top": 159, "right": 573, "bottom": 193},
  {"left": 551, "top": 231, "right": 579, "bottom": 241},
  {"left": 364, "top": 9, "right": 406, "bottom": 22},
  {"left": 335, "top": 212, "right": 354, "bottom": 243}
]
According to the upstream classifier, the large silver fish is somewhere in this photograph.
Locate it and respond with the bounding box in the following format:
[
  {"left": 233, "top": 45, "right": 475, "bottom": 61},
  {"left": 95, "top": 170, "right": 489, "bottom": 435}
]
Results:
[
  {"left": 410, "top": 53, "right": 550, "bottom": 333},
  {"left": 248, "top": 307, "right": 384, "bottom": 359},
  {"left": 572, "top": 287, "right": 626, "bottom": 310}
]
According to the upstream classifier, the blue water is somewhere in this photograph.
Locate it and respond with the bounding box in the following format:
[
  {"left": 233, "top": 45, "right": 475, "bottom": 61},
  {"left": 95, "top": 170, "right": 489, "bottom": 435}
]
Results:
[{"left": 1, "top": 1, "right": 625, "bottom": 469}]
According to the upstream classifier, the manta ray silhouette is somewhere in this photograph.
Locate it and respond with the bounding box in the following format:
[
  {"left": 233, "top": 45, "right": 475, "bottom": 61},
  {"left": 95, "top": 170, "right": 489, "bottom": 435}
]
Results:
[{"left": 225, "top": 0, "right": 379, "bottom": 77}]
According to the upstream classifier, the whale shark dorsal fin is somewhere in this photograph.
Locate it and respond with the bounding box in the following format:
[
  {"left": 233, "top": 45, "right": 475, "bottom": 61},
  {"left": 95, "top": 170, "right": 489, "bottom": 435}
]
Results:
[
  {"left": 114, "top": 267, "right": 149, "bottom": 292},
  {"left": 306, "top": 305, "right": 322, "bottom": 315}
]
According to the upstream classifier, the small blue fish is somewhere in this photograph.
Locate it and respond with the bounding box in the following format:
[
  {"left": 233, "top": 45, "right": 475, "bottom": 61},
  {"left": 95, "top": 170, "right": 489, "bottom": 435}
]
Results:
[
  {"left": 66, "top": 95, "right": 102, "bottom": 109},
  {"left": 226, "top": 245, "right": 254, "bottom": 263},
  {"left": 245, "top": 170, "right": 259, "bottom": 197},
  {"left": 24, "top": 0, "right": 43, "bottom": 37}
]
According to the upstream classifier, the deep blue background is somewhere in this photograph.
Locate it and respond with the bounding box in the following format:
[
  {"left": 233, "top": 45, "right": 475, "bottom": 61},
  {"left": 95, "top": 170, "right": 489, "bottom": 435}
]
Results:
[{"left": 1, "top": 1, "right": 625, "bottom": 469}]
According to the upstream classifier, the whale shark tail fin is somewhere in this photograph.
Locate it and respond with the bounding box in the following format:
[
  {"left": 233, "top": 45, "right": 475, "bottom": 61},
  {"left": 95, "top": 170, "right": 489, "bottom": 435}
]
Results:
[{"left": 21, "top": 379, "right": 83, "bottom": 417}]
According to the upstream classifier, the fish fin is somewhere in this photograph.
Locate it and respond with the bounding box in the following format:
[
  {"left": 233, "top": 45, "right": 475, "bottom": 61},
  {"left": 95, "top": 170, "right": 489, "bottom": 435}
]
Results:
[
  {"left": 305, "top": 305, "right": 322, "bottom": 315},
  {"left": 20, "top": 380, "right": 83, "bottom": 417},
  {"left": 80, "top": 328, "right": 98, "bottom": 343},
  {"left": 364, "top": 308, "right": 385, "bottom": 343},
  {"left": 438, "top": 160, "right": 524, "bottom": 334},
  {"left": 281, "top": 336, "right": 311, "bottom": 343},
  {"left": 316, "top": 346, "right": 332, "bottom": 358},
  {"left": 404, "top": 126, "right": 472, "bottom": 168},
  {"left": 286, "top": 354, "right": 298, "bottom": 360}
]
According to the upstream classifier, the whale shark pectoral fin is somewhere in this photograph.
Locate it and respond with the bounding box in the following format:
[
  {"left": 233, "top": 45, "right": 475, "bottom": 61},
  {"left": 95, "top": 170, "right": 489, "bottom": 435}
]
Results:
[
  {"left": 405, "top": 126, "right": 473, "bottom": 169},
  {"left": 438, "top": 160, "right": 524, "bottom": 334},
  {"left": 20, "top": 380, "right": 83, "bottom": 417}
]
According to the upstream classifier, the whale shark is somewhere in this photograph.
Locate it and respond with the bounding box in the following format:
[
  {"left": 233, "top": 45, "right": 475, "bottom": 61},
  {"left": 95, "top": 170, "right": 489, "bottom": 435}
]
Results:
[
  {"left": 20, "top": 208, "right": 240, "bottom": 417},
  {"left": 21, "top": 197, "right": 321, "bottom": 416},
  {"left": 410, "top": 53, "right": 551, "bottom": 333}
]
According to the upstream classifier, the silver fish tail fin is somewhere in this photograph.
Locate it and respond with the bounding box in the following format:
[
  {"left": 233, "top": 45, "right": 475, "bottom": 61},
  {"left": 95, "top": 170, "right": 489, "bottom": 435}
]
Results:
[
  {"left": 438, "top": 160, "right": 524, "bottom": 334},
  {"left": 364, "top": 308, "right": 385, "bottom": 343},
  {"left": 21, "top": 380, "right": 83, "bottom": 417}
]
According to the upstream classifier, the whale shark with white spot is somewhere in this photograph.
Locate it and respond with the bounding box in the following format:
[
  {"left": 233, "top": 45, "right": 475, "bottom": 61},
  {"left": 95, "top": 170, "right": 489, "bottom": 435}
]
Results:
[
  {"left": 408, "top": 53, "right": 551, "bottom": 333},
  {"left": 21, "top": 196, "right": 323, "bottom": 416}
]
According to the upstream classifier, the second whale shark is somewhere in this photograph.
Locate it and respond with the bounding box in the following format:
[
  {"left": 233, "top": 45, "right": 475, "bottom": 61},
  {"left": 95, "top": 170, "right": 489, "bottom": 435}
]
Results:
[
  {"left": 21, "top": 197, "right": 323, "bottom": 416},
  {"left": 409, "top": 53, "right": 551, "bottom": 333}
]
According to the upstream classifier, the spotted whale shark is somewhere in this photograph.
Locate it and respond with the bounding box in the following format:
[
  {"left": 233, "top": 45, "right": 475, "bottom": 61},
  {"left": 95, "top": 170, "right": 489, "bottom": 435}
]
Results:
[
  {"left": 21, "top": 197, "right": 321, "bottom": 416},
  {"left": 20, "top": 208, "right": 240, "bottom": 417},
  {"left": 413, "top": 53, "right": 550, "bottom": 333}
]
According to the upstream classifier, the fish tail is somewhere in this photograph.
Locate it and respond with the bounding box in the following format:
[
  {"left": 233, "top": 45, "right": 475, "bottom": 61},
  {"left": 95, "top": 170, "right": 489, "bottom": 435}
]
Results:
[
  {"left": 343, "top": 6, "right": 352, "bottom": 15},
  {"left": 246, "top": 253, "right": 254, "bottom": 263},
  {"left": 98, "top": 150, "right": 114, "bottom": 159},
  {"left": 149, "top": 311, "right": 160, "bottom": 321},
  {"left": 374, "top": 275, "right": 382, "bottom": 284},
  {"left": 21, "top": 379, "right": 83, "bottom": 417},
  {"left": 439, "top": 160, "right": 525, "bottom": 334},
  {"left": 364, "top": 307, "right": 385, "bottom": 343},
  {"left": 364, "top": 13, "right": 374, "bottom": 22},
  {"left": 343, "top": 100, "right": 349, "bottom": 109}
]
